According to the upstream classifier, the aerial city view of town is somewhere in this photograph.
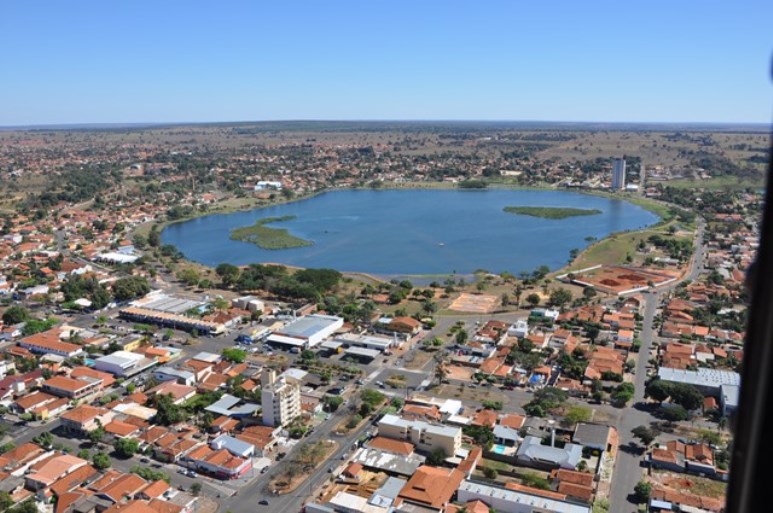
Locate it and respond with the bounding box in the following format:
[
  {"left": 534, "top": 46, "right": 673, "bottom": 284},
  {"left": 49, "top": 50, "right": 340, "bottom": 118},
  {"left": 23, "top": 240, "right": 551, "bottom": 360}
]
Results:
[{"left": 0, "top": 3, "right": 770, "bottom": 513}]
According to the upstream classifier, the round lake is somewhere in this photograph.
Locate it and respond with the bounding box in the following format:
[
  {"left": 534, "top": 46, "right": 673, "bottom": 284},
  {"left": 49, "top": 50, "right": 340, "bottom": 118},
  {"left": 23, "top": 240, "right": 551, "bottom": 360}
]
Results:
[{"left": 161, "top": 189, "right": 660, "bottom": 277}]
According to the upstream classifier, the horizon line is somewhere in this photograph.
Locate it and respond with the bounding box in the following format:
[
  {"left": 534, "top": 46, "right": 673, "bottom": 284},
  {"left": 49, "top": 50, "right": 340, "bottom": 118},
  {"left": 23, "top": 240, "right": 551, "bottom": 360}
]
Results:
[{"left": 1, "top": 119, "right": 770, "bottom": 131}]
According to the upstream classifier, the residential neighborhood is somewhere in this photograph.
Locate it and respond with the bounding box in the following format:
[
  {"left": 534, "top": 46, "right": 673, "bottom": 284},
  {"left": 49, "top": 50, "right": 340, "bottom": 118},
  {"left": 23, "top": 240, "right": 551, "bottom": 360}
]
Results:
[{"left": 0, "top": 123, "right": 764, "bottom": 513}]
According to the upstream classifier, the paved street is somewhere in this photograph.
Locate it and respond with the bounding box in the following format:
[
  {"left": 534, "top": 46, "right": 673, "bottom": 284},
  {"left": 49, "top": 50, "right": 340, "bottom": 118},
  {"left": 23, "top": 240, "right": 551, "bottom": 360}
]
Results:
[{"left": 608, "top": 216, "right": 705, "bottom": 512}]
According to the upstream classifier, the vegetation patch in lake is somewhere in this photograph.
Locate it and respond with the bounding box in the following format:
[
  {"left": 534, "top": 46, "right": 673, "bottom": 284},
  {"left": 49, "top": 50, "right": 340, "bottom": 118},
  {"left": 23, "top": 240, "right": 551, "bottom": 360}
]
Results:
[
  {"left": 230, "top": 215, "right": 313, "bottom": 249},
  {"left": 504, "top": 206, "right": 602, "bottom": 219}
]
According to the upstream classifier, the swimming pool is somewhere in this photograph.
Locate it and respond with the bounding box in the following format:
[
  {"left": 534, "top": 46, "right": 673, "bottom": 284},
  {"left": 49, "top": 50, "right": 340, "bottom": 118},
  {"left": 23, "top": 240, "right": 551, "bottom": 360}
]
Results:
[{"left": 492, "top": 444, "right": 507, "bottom": 454}]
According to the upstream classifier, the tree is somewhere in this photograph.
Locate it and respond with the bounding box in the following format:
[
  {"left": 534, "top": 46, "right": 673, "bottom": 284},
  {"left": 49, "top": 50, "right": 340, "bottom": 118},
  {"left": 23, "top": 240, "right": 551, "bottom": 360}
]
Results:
[
  {"left": 659, "top": 404, "right": 689, "bottom": 422},
  {"left": 324, "top": 396, "right": 344, "bottom": 412},
  {"left": 112, "top": 276, "right": 151, "bottom": 302},
  {"left": 482, "top": 466, "right": 498, "bottom": 479},
  {"left": 221, "top": 347, "right": 247, "bottom": 363},
  {"left": 92, "top": 452, "right": 111, "bottom": 470},
  {"left": 177, "top": 268, "right": 200, "bottom": 286},
  {"left": 434, "top": 361, "right": 447, "bottom": 384},
  {"left": 514, "top": 284, "right": 524, "bottom": 305},
  {"left": 455, "top": 329, "right": 469, "bottom": 345},
  {"left": 462, "top": 425, "right": 494, "bottom": 450},
  {"left": 215, "top": 263, "right": 240, "bottom": 287},
  {"left": 583, "top": 287, "right": 597, "bottom": 299},
  {"left": 190, "top": 482, "right": 202, "bottom": 496},
  {"left": 669, "top": 383, "right": 704, "bottom": 411},
  {"left": 2, "top": 305, "right": 29, "bottom": 325},
  {"left": 114, "top": 438, "right": 139, "bottom": 458},
  {"left": 697, "top": 429, "right": 722, "bottom": 446},
  {"left": 482, "top": 400, "right": 504, "bottom": 411},
  {"left": 634, "top": 481, "right": 652, "bottom": 503},
  {"left": 152, "top": 394, "right": 187, "bottom": 426},
  {"left": 645, "top": 379, "right": 671, "bottom": 403},
  {"left": 33, "top": 431, "right": 53, "bottom": 449},
  {"left": 89, "top": 426, "right": 106, "bottom": 444},
  {"left": 611, "top": 382, "right": 635, "bottom": 407},
  {"left": 526, "top": 293, "right": 541, "bottom": 306},
  {"left": 427, "top": 448, "right": 447, "bottom": 466},
  {"left": 300, "top": 349, "right": 316, "bottom": 362},
  {"left": 500, "top": 293, "right": 510, "bottom": 307},
  {"left": 631, "top": 425, "right": 658, "bottom": 447},
  {"left": 585, "top": 325, "right": 600, "bottom": 343},
  {"left": 549, "top": 288, "right": 573, "bottom": 308}
]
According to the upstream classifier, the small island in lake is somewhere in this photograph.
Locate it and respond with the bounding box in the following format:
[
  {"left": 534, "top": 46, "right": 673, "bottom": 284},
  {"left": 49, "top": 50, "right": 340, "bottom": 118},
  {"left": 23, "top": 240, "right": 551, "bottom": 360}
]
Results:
[
  {"left": 230, "top": 215, "right": 313, "bottom": 249},
  {"left": 503, "top": 206, "right": 602, "bottom": 219}
]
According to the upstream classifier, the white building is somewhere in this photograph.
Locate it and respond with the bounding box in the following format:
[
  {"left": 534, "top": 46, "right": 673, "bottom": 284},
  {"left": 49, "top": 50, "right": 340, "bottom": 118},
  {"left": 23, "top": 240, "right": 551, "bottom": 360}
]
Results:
[
  {"left": 611, "top": 157, "right": 626, "bottom": 190},
  {"left": 232, "top": 296, "right": 265, "bottom": 313},
  {"left": 267, "top": 314, "right": 344, "bottom": 349},
  {"left": 457, "top": 480, "right": 591, "bottom": 513},
  {"left": 93, "top": 351, "right": 156, "bottom": 377},
  {"left": 377, "top": 414, "right": 461, "bottom": 457},
  {"left": 261, "top": 368, "right": 302, "bottom": 427},
  {"left": 508, "top": 320, "right": 529, "bottom": 339}
]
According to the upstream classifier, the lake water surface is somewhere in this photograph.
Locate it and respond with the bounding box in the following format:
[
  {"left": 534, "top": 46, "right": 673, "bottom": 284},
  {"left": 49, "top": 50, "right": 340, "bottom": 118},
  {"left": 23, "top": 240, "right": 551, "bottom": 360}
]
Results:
[{"left": 161, "top": 189, "right": 659, "bottom": 277}]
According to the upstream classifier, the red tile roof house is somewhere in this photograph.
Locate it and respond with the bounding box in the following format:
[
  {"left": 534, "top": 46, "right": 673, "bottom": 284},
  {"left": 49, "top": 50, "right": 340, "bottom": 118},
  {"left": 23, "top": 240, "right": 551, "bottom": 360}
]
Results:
[
  {"left": 182, "top": 445, "right": 252, "bottom": 480},
  {"left": 61, "top": 405, "right": 114, "bottom": 435},
  {"left": 146, "top": 382, "right": 197, "bottom": 405},
  {"left": 18, "top": 328, "right": 85, "bottom": 358},
  {"left": 0, "top": 443, "right": 52, "bottom": 477},
  {"left": 471, "top": 409, "right": 497, "bottom": 428},
  {"left": 25, "top": 453, "right": 90, "bottom": 491},
  {"left": 396, "top": 465, "right": 465, "bottom": 510},
  {"left": 42, "top": 375, "right": 103, "bottom": 399}
]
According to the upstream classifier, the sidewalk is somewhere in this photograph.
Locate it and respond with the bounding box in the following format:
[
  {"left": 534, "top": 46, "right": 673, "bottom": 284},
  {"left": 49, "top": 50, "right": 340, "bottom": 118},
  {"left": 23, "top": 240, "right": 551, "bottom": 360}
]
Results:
[{"left": 595, "top": 452, "right": 615, "bottom": 502}]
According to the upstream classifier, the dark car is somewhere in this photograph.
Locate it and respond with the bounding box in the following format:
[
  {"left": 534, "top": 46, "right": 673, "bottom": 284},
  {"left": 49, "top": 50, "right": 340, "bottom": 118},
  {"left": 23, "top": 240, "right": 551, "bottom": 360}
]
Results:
[{"left": 259, "top": 500, "right": 269, "bottom": 506}]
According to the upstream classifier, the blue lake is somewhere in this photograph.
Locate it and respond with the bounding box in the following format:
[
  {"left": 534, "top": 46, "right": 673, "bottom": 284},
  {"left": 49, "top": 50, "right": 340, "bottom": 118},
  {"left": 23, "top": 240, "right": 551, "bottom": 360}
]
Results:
[{"left": 161, "top": 189, "right": 659, "bottom": 277}]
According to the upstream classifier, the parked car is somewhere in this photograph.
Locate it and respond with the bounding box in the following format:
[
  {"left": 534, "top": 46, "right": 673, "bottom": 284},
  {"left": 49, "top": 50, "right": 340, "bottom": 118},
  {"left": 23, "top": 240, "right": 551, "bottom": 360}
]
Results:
[
  {"left": 186, "top": 470, "right": 197, "bottom": 477},
  {"left": 259, "top": 500, "right": 270, "bottom": 506}
]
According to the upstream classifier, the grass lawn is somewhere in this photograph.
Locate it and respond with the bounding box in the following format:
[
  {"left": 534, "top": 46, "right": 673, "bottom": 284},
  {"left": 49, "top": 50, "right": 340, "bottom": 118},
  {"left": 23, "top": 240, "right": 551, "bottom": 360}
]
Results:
[{"left": 481, "top": 458, "right": 512, "bottom": 472}]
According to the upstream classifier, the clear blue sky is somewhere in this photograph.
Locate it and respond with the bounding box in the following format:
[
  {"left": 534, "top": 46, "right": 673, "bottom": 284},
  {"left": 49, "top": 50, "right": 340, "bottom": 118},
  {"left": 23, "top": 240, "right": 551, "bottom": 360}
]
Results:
[{"left": 1, "top": 0, "right": 771, "bottom": 125}]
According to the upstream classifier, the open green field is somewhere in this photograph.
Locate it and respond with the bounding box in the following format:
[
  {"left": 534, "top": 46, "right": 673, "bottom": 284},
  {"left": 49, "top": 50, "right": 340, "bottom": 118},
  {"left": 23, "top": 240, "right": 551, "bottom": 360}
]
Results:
[
  {"left": 230, "top": 215, "right": 313, "bottom": 249},
  {"left": 503, "top": 206, "right": 602, "bottom": 219},
  {"left": 662, "top": 175, "right": 766, "bottom": 190}
]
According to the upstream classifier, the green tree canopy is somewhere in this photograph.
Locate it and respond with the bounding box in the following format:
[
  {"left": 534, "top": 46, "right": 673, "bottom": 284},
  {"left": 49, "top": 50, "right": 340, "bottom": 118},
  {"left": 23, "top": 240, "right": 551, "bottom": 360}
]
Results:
[
  {"left": 112, "top": 276, "right": 151, "bottom": 302},
  {"left": 2, "top": 305, "right": 29, "bottom": 325},
  {"left": 114, "top": 438, "right": 139, "bottom": 458},
  {"left": 221, "top": 347, "right": 247, "bottom": 363}
]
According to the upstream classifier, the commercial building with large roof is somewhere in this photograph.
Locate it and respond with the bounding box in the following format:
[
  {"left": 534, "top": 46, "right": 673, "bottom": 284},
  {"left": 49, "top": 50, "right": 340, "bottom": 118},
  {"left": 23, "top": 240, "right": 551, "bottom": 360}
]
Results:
[
  {"left": 658, "top": 367, "right": 740, "bottom": 396},
  {"left": 457, "top": 480, "right": 592, "bottom": 513},
  {"left": 267, "top": 314, "right": 343, "bottom": 348},
  {"left": 93, "top": 351, "right": 158, "bottom": 377}
]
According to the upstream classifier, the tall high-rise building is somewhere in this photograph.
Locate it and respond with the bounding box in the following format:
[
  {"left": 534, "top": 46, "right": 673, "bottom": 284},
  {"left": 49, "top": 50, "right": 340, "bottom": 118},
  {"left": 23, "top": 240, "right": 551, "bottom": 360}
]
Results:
[
  {"left": 611, "top": 157, "right": 626, "bottom": 190},
  {"left": 261, "top": 368, "right": 301, "bottom": 427}
]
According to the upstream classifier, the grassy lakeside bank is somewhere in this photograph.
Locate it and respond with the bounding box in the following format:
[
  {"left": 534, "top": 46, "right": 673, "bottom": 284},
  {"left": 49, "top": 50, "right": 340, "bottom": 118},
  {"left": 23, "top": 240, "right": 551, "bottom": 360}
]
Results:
[
  {"left": 503, "top": 206, "right": 602, "bottom": 219},
  {"left": 230, "top": 215, "right": 313, "bottom": 249}
]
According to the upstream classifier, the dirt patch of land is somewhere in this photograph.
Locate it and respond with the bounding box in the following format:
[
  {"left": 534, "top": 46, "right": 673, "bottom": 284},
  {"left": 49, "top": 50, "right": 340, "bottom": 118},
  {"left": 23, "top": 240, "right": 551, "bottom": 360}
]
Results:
[{"left": 449, "top": 292, "right": 499, "bottom": 313}]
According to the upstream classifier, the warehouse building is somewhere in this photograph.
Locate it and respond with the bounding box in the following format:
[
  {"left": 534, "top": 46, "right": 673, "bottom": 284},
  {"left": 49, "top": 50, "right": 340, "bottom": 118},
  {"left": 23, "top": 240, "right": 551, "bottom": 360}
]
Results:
[{"left": 267, "top": 314, "right": 343, "bottom": 349}]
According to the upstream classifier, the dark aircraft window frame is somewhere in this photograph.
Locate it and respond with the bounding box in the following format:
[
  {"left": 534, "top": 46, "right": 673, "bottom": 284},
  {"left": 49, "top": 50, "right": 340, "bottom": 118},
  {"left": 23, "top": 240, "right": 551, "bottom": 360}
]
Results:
[{"left": 726, "top": 124, "right": 772, "bottom": 513}]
